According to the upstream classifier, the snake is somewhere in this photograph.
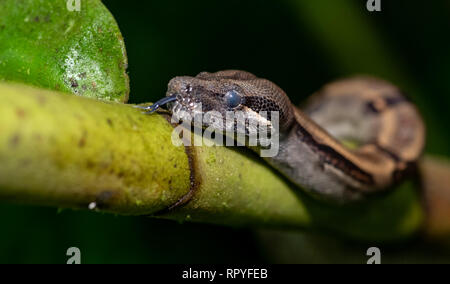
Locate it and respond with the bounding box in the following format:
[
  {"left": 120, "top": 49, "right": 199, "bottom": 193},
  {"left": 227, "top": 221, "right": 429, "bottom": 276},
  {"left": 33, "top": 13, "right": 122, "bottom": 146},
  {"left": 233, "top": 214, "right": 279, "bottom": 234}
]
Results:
[{"left": 137, "top": 70, "right": 425, "bottom": 203}]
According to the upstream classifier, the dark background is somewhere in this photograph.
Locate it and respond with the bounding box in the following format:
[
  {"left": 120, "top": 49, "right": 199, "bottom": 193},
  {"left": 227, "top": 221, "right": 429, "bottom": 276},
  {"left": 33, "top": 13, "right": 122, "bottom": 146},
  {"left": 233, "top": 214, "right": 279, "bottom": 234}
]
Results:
[{"left": 1, "top": 0, "right": 450, "bottom": 263}]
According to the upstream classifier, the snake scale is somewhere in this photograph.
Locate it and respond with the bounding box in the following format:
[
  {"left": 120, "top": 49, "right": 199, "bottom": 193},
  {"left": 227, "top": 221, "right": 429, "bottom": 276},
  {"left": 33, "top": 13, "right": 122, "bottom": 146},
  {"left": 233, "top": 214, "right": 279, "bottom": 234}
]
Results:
[{"left": 138, "top": 70, "right": 425, "bottom": 203}]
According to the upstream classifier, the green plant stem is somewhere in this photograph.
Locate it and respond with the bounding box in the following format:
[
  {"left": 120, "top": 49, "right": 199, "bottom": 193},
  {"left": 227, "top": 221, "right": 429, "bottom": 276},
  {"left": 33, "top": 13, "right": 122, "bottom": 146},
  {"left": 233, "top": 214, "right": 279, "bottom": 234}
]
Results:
[{"left": 0, "top": 82, "right": 440, "bottom": 242}]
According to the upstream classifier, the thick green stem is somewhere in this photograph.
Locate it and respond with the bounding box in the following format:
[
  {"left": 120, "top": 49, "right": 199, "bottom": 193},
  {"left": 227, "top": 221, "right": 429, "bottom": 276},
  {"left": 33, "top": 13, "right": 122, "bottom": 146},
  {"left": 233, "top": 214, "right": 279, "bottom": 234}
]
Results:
[
  {"left": 0, "top": 82, "right": 436, "bottom": 242},
  {"left": 0, "top": 83, "right": 190, "bottom": 214}
]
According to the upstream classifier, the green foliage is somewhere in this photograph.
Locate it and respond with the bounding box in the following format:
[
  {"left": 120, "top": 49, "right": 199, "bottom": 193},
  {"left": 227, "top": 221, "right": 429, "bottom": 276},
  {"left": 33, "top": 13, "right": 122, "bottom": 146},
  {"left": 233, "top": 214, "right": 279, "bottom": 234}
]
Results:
[{"left": 0, "top": 0, "right": 129, "bottom": 102}]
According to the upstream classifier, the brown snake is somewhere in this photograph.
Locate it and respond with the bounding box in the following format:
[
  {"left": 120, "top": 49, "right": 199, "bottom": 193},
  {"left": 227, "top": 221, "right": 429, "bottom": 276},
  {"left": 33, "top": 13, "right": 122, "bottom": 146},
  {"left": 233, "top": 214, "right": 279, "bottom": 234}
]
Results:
[{"left": 138, "top": 70, "right": 425, "bottom": 203}]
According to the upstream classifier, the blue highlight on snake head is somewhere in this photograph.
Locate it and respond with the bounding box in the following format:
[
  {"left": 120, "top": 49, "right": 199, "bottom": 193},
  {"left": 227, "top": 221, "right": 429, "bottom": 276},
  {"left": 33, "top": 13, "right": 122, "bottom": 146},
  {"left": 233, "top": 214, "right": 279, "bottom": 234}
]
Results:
[{"left": 224, "top": 90, "right": 242, "bottom": 108}]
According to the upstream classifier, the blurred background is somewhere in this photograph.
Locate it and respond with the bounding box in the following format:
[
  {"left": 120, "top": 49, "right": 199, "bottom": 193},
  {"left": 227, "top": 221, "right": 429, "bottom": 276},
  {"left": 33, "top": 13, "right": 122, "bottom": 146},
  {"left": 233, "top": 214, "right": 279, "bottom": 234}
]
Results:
[{"left": 1, "top": 0, "right": 450, "bottom": 263}]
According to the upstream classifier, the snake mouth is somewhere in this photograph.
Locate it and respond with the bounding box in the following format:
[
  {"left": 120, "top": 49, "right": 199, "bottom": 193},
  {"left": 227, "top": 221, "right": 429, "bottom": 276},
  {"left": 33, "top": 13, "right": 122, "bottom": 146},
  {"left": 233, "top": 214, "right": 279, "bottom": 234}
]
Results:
[{"left": 169, "top": 93, "right": 204, "bottom": 122}]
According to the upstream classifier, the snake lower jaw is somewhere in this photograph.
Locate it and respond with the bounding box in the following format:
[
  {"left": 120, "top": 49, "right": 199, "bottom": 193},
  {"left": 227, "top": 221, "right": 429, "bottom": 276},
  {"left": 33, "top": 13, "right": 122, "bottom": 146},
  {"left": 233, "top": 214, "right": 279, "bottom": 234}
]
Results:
[{"left": 170, "top": 100, "right": 203, "bottom": 121}]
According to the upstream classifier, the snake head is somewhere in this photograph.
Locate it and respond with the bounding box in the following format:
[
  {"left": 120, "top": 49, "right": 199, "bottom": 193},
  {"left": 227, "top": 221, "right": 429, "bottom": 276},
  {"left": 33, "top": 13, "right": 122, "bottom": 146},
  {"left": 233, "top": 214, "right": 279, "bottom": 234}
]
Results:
[{"left": 164, "top": 70, "right": 295, "bottom": 138}]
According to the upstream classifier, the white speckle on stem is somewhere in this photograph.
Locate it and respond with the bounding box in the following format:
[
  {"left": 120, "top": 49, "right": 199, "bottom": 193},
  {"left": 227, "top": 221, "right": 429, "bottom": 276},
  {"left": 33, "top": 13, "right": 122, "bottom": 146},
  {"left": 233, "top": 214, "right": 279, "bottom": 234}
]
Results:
[{"left": 88, "top": 202, "right": 97, "bottom": 210}]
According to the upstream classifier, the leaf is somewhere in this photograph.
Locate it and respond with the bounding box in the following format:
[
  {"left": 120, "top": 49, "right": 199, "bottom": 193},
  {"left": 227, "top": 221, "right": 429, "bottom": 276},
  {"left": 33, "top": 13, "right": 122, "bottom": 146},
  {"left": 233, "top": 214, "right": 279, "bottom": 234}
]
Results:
[{"left": 0, "top": 0, "right": 129, "bottom": 102}]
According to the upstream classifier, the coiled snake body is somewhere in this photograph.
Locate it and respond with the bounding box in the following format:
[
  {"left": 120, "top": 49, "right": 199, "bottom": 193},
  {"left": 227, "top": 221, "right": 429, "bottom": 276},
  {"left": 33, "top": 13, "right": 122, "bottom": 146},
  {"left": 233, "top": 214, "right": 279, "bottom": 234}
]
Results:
[{"left": 140, "top": 70, "right": 425, "bottom": 203}]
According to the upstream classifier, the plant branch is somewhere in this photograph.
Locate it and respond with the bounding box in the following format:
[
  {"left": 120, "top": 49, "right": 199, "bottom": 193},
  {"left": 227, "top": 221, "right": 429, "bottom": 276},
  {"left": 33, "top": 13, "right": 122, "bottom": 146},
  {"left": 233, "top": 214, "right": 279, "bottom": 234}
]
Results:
[{"left": 1, "top": 82, "right": 448, "bottom": 242}]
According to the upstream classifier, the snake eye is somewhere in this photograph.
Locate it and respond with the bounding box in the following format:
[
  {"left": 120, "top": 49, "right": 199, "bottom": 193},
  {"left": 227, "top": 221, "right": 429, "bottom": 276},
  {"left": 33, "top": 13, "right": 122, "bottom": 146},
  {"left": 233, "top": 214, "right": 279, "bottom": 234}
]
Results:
[{"left": 224, "top": 90, "right": 242, "bottom": 108}]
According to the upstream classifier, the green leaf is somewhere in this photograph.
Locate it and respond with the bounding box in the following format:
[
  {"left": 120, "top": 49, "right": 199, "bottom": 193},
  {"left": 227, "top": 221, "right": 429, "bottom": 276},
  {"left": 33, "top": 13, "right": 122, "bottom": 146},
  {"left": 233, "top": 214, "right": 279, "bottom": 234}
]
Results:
[{"left": 0, "top": 0, "right": 129, "bottom": 102}]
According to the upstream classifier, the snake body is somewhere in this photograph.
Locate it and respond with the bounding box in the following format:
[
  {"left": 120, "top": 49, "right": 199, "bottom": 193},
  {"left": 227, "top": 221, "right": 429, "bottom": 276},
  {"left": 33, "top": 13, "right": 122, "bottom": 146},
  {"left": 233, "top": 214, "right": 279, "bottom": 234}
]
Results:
[{"left": 142, "top": 70, "right": 425, "bottom": 202}]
